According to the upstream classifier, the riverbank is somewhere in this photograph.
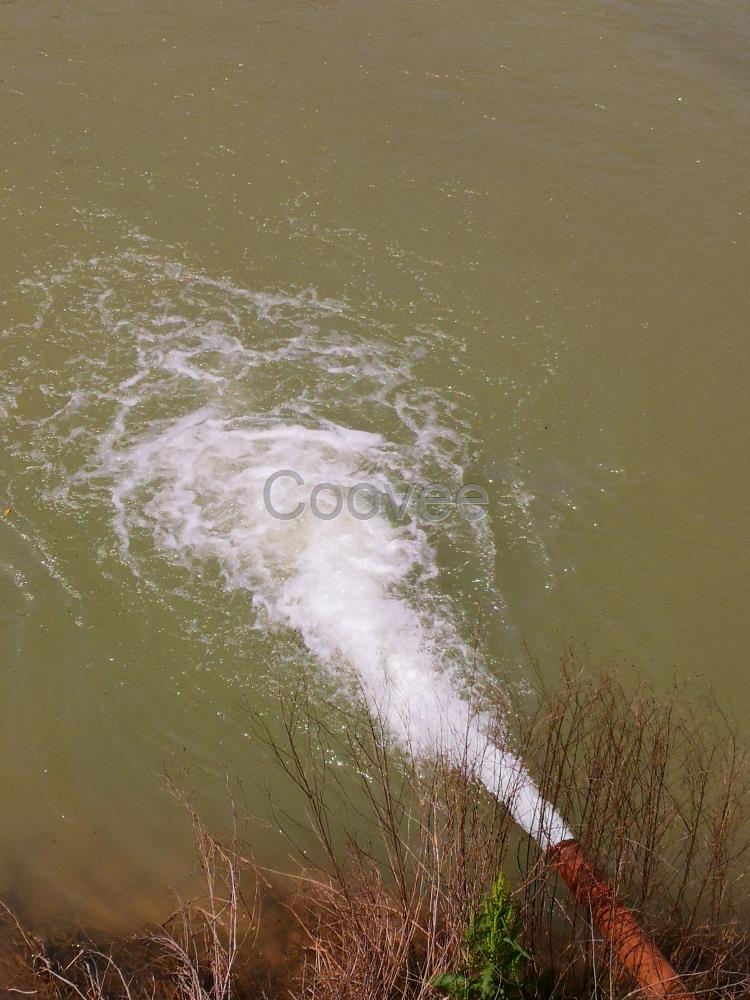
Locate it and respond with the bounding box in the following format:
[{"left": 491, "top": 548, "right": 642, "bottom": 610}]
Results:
[{"left": 2, "top": 657, "right": 748, "bottom": 998}]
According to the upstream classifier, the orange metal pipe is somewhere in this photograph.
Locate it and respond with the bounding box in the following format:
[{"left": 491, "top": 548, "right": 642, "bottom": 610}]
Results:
[{"left": 547, "top": 839, "right": 695, "bottom": 999}]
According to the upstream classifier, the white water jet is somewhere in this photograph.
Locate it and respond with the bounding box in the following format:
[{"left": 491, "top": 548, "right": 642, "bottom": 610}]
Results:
[
  {"left": 20, "top": 256, "right": 570, "bottom": 849},
  {"left": 103, "top": 405, "right": 571, "bottom": 850}
]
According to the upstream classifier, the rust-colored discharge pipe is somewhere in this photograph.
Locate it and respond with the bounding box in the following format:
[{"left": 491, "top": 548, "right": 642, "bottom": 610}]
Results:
[{"left": 547, "top": 839, "right": 695, "bottom": 999}]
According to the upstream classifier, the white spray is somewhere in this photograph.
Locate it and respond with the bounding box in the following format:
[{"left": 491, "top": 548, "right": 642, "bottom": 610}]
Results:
[
  {"left": 104, "top": 406, "right": 571, "bottom": 850},
  {"left": 23, "top": 255, "right": 570, "bottom": 849}
]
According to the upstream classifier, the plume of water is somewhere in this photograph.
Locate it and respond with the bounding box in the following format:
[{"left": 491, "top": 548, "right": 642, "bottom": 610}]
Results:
[
  {"left": 103, "top": 407, "right": 571, "bottom": 850},
  {"left": 14, "top": 254, "right": 570, "bottom": 849}
]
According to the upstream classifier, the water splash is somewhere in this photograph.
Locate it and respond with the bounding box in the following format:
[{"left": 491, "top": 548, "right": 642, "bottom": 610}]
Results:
[
  {"left": 10, "top": 251, "right": 571, "bottom": 849},
  {"left": 100, "top": 405, "right": 570, "bottom": 849}
]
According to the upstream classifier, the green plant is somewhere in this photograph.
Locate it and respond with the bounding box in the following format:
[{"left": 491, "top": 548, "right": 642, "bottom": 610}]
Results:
[{"left": 432, "top": 874, "right": 531, "bottom": 1000}]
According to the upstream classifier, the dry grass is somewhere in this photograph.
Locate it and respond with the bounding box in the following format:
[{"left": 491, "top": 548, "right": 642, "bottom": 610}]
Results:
[
  {"left": 252, "top": 651, "right": 750, "bottom": 998},
  {"left": 0, "top": 803, "right": 257, "bottom": 1000},
  {"left": 515, "top": 650, "right": 750, "bottom": 997},
  {"left": 2, "top": 654, "right": 749, "bottom": 998}
]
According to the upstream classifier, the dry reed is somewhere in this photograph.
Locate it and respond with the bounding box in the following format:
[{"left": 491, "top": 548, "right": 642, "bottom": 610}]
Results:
[{"left": 2, "top": 655, "right": 748, "bottom": 999}]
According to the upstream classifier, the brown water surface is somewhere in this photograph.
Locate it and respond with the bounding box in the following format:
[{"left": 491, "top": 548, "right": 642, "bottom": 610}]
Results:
[{"left": 0, "top": 0, "right": 748, "bottom": 929}]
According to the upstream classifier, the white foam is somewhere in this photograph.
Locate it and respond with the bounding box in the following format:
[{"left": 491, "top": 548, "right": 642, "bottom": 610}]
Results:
[
  {"left": 102, "top": 406, "right": 571, "bottom": 849},
  {"left": 13, "top": 252, "right": 571, "bottom": 848}
]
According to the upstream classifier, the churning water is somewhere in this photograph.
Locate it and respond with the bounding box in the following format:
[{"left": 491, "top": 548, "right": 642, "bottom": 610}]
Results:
[{"left": 6, "top": 251, "right": 569, "bottom": 857}]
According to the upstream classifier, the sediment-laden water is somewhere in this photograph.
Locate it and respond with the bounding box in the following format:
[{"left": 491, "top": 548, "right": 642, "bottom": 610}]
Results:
[{"left": 0, "top": 0, "right": 748, "bottom": 929}]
